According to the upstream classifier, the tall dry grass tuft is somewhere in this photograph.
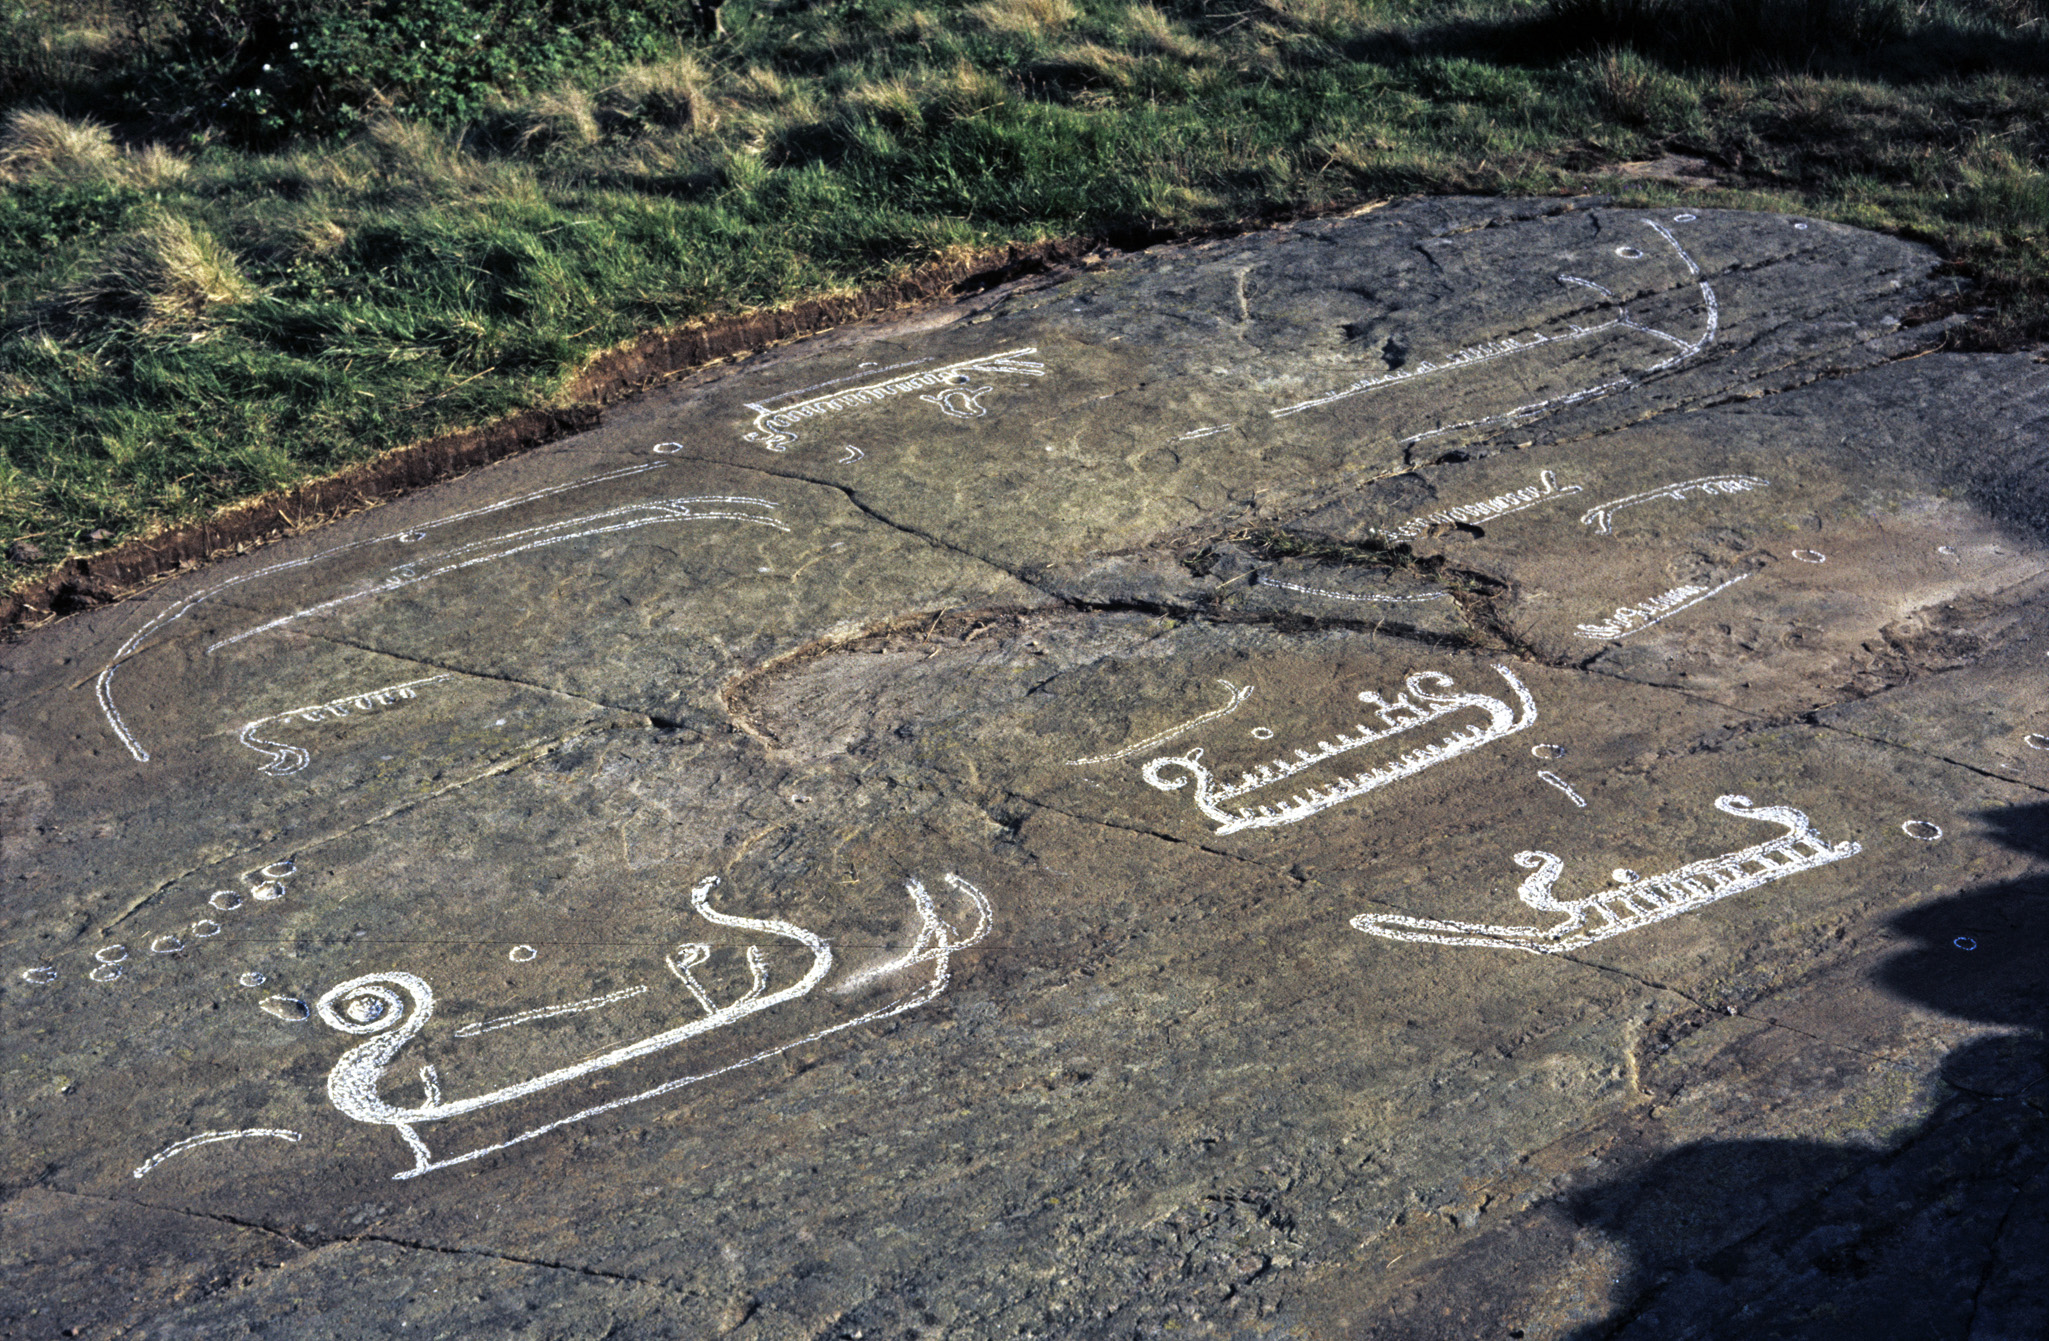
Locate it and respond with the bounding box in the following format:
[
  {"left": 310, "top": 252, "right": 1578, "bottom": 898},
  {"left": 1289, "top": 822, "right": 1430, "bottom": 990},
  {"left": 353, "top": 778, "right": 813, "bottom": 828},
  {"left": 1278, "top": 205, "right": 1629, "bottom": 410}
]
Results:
[
  {"left": 40, "top": 214, "right": 257, "bottom": 336},
  {"left": 968, "top": 0, "right": 1079, "bottom": 38},
  {"left": 512, "top": 86, "right": 601, "bottom": 153},
  {"left": 845, "top": 76, "right": 922, "bottom": 128},
  {"left": 1124, "top": 3, "right": 1212, "bottom": 60},
  {"left": 609, "top": 52, "right": 718, "bottom": 133},
  {"left": 122, "top": 143, "right": 189, "bottom": 189},
  {"left": 365, "top": 115, "right": 494, "bottom": 193},
  {"left": 0, "top": 107, "right": 117, "bottom": 180}
]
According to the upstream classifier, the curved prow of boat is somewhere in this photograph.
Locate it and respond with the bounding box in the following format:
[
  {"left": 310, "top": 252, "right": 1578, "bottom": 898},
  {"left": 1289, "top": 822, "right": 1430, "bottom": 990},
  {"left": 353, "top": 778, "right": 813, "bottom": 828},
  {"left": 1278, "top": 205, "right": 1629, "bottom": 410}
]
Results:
[
  {"left": 1351, "top": 793, "right": 1861, "bottom": 954},
  {"left": 319, "top": 972, "right": 437, "bottom": 1126},
  {"left": 319, "top": 870, "right": 996, "bottom": 1180}
]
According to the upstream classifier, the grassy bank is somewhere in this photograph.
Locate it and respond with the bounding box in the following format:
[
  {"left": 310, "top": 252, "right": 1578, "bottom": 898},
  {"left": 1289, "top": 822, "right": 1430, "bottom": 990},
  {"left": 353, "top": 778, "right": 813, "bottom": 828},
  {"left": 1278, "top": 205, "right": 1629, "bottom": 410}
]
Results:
[{"left": 2, "top": 0, "right": 2046, "bottom": 587}]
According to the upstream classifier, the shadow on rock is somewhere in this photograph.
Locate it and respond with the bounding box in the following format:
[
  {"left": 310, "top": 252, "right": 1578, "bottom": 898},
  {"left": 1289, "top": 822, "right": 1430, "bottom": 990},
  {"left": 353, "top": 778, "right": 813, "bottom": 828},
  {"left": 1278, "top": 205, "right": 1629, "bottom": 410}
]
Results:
[{"left": 1564, "top": 801, "right": 2049, "bottom": 1340}]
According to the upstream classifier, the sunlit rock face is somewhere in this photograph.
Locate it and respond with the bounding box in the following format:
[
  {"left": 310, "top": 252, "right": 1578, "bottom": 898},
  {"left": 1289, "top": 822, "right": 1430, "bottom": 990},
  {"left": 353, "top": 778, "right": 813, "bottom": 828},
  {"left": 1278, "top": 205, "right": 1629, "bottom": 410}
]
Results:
[{"left": 7, "top": 197, "right": 2049, "bottom": 1340}]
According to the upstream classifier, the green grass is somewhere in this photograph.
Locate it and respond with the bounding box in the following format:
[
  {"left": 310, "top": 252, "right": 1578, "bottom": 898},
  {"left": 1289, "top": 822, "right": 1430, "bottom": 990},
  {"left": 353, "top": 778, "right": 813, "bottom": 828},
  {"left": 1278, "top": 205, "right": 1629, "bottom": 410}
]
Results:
[{"left": 2, "top": 0, "right": 2047, "bottom": 582}]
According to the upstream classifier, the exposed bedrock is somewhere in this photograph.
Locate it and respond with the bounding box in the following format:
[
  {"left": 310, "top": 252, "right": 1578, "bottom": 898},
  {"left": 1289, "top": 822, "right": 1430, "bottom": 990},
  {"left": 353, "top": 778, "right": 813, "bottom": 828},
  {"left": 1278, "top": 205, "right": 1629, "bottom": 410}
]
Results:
[{"left": 4, "top": 198, "right": 2046, "bottom": 1340}]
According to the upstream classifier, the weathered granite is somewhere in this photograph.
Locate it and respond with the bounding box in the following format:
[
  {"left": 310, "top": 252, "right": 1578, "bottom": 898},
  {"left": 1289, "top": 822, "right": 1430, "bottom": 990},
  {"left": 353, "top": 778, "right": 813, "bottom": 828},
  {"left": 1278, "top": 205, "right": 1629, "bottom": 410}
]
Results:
[{"left": 3, "top": 198, "right": 2046, "bottom": 1340}]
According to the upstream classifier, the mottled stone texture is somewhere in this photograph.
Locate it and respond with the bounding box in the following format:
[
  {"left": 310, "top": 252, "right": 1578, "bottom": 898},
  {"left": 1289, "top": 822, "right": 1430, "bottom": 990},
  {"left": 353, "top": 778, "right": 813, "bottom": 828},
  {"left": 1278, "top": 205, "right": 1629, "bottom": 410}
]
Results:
[{"left": 4, "top": 198, "right": 2047, "bottom": 1340}]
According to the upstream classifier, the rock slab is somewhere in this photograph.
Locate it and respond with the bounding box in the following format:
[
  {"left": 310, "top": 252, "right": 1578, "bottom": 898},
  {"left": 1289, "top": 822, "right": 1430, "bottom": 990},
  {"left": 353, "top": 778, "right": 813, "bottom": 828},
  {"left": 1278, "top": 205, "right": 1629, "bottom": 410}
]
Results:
[{"left": 4, "top": 198, "right": 2048, "bottom": 1340}]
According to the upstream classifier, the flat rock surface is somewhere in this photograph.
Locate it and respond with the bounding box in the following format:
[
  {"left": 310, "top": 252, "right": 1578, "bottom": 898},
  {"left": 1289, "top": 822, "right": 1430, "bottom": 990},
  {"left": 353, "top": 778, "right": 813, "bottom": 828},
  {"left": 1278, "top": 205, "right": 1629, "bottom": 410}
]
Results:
[{"left": 4, "top": 198, "right": 2048, "bottom": 1340}]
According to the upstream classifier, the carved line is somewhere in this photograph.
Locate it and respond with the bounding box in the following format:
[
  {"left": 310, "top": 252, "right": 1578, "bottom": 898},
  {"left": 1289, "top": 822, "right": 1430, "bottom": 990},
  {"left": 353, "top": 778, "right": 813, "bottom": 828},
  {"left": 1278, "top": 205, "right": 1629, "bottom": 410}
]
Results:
[
  {"left": 1537, "top": 770, "right": 1587, "bottom": 807},
  {"left": 318, "top": 874, "right": 991, "bottom": 1179},
  {"left": 1256, "top": 574, "right": 1449, "bottom": 603},
  {"left": 1352, "top": 793, "right": 1860, "bottom": 953},
  {"left": 454, "top": 985, "right": 650, "bottom": 1038},
  {"left": 1575, "top": 573, "right": 1751, "bottom": 640},
  {"left": 93, "top": 463, "right": 667, "bottom": 763},
  {"left": 1579, "top": 475, "right": 1770, "bottom": 535},
  {"left": 1270, "top": 218, "right": 1717, "bottom": 424},
  {"left": 238, "top": 675, "right": 453, "bottom": 776},
  {"left": 207, "top": 499, "right": 785, "bottom": 654},
  {"left": 1370, "top": 470, "right": 1584, "bottom": 542},
  {"left": 134, "top": 1128, "right": 302, "bottom": 1179},
  {"left": 1065, "top": 679, "right": 1254, "bottom": 766},
  {"left": 1144, "top": 665, "right": 1537, "bottom": 834},
  {"left": 743, "top": 348, "right": 1044, "bottom": 451}
]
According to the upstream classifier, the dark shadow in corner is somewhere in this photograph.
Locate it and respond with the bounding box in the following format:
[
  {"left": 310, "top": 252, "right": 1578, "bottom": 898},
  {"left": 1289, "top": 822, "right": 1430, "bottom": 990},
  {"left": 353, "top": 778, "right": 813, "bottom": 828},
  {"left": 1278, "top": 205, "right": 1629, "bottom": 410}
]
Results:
[{"left": 1561, "top": 800, "right": 2049, "bottom": 1339}]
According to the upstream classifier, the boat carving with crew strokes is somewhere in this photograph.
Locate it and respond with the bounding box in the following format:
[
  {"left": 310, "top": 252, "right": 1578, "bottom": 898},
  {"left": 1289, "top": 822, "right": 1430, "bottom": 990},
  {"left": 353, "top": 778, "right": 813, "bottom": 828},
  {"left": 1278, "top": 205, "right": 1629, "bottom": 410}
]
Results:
[
  {"left": 1351, "top": 794, "right": 1861, "bottom": 953},
  {"left": 313, "top": 872, "right": 991, "bottom": 1179},
  {"left": 1141, "top": 665, "right": 1537, "bottom": 834}
]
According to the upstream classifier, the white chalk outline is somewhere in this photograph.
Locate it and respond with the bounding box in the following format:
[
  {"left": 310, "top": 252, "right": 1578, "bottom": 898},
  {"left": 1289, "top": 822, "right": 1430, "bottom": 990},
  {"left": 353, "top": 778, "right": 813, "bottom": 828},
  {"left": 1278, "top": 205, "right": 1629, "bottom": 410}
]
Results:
[
  {"left": 454, "top": 985, "right": 650, "bottom": 1038},
  {"left": 1352, "top": 793, "right": 1860, "bottom": 953},
  {"left": 1399, "top": 381, "right": 1633, "bottom": 449},
  {"left": 237, "top": 675, "right": 453, "bottom": 776},
  {"left": 133, "top": 1128, "right": 302, "bottom": 1179},
  {"left": 1901, "top": 820, "right": 1943, "bottom": 842},
  {"left": 1256, "top": 574, "right": 1449, "bottom": 603},
  {"left": 743, "top": 349, "right": 1044, "bottom": 451},
  {"left": 1175, "top": 424, "right": 1235, "bottom": 441},
  {"left": 1575, "top": 572, "right": 1751, "bottom": 640},
  {"left": 31, "top": 863, "right": 297, "bottom": 986},
  {"left": 1579, "top": 475, "right": 1771, "bottom": 535},
  {"left": 918, "top": 384, "right": 997, "bottom": 418},
  {"left": 1371, "top": 470, "right": 1584, "bottom": 542},
  {"left": 1791, "top": 550, "right": 1827, "bottom": 564},
  {"left": 1270, "top": 219, "right": 1718, "bottom": 424},
  {"left": 1143, "top": 664, "right": 1537, "bottom": 834},
  {"left": 1537, "top": 770, "right": 1587, "bottom": 807},
  {"left": 2024, "top": 734, "right": 2049, "bottom": 751},
  {"left": 318, "top": 872, "right": 991, "bottom": 1179},
  {"left": 91, "top": 463, "right": 695, "bottom": 762},
  {"left": 207, "top": 496, "right": 785, "bottom": 656},
  {"left": 1065, "top": 679, "right": 1254, "bottom": 766}
]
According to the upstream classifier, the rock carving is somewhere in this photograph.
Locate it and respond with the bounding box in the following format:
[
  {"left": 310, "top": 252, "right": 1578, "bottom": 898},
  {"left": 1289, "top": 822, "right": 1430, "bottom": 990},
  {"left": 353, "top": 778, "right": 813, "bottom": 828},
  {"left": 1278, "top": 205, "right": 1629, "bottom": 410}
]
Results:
[
  {"left": 1142, "top": 665, "right": 1537, "bottom": 834},
  {"left": 1271, "top": 218, "right": 1717, "bottom": 428},
  {"left": 92, "top": 464, "right": 781, "bottom": 763},
  {"left": 1255, "top": 574, "right": 1448, "bottom": 603},
  {"left": 1065, "top": 679, "right": 1254, "bottom": 766},
  {"left": 1579, "top": 475, "right": 1770, "bottom": 535},
  {"left": 1537, "top": 770, "right": 1588, "bottom": 807},
  {"left": 742, "top": 348, "right": 1045, "bottom": 451},
  {"left": 1351, "top": 793, "right": 1861, "bottom": 952},
  {"left": 237, "top": 675, "right": 452, "bottom": 776},
  {"left": 1371, "top": 470, "right": 1583, "bottom": 543},
  {"left": 133, "top": 1129, "right": 303, "bottom": 1179},
  {"left": 1575, "top": 573, "right": 1751, "bottom": 640},
  {"left": 318, "top": 872, "right": 991, "bottom": 1179}
]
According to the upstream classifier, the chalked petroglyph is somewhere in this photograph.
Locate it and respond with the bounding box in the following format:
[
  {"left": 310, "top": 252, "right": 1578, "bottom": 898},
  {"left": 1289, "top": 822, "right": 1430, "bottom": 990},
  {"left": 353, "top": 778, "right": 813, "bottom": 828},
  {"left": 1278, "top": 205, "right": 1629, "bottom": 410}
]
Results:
[
  {"left": 236, "top": 675, "right": 452, "bottom": 775},
  {"left": 21, "top": 861, "right": 300, "bottom": 986},
  {"left": 741, "top": 348, "right": 1045, "bottom": 452},
  {"left": 132, "top": 1129, "right": 303, "bottom": 1180},
  {"left": 1140, "top": 665, "right": 1537, "bottom": 834},
  {"left": 315, "top": 873, "right": 990, "bottom": 1179},
  {"left": 1352, "top": 794, "right": 1861, "bottom": 953},
  {"left": 93, "top": 465, "right": 785, "bottom": 763},
  {"left": 1575, "top": 573, "right": 1752, "bottom": 640},
  {"left": 1254, "top": 573, "right": 1449, "bottom": 603},
  {"left": 1270, "top": 217, "right": 1716, "bottom": 434},
  {"left": 15, "top": 200, "right": 2049, "bottom": 1341},
  {"left": 1063, "top": 679, "right": 1254, "bottom": 766},
  {"left": 1578, "top": 475, "right": 1771, "bottom": 535},
  {"left": 1371, "top": 469, "right": 1584, "bottom": 542}
]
